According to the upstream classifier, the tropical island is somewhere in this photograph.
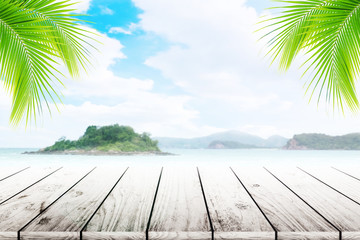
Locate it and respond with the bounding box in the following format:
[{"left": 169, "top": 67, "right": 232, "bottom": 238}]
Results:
[
  {"left": 156, "top": 131, "right": 360, "bottom": 150},
  {"left": 26, "top": 124, "right": 171, "bottom": 155},
  {"left": 284, "top": 133, "right": 360, "bottom": 150}
]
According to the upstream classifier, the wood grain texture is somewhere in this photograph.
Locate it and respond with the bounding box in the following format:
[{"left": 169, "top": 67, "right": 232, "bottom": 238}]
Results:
[
  {"left": 20, "top": 166, "right": 127, "bottom": 240},
  {"left": 231, "top": 167, "right": 338, "bottom": 240},
  {"left": 148, "top": 166, "right": 211, "bottom": 240},
  {"left": 1, "top": 165, "right": 359, "bottom": 239},
  {"left": 198, "top": 167, "right": 274, "bottom": 240},
  {"left": 83, "top": 232, "right": 145, "bottom": 240},
  {"left": 20, "top": 231, "right": 78, "bottom": 240},
  {"left": 148, "top": 231, "right": 210, "bottom": 240},
  {"left": 0, "top": 232, "right": 17, "bottom": 240},
  {"left": 0, "top": 166, "right": 59, "bottom": 204},
  {"left": 83, "top": 167, "right": 162, "bottom": 240},
  {"left": 267, "top": 167, "right": 360, "bottom": 240},
  {"left": 300, "top": 166, "right": 360, "bottom": 204},
  {"left": 0, "top": 167, "right": 93, "bottom": 239}
]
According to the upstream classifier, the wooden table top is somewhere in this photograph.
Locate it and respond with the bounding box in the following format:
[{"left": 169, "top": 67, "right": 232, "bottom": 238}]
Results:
[{"left": 0, "top": 165, "right": 359, "bottom": 240}]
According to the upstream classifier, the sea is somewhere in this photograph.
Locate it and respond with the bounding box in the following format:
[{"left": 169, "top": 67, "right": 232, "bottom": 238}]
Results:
[{"left": 0, "top": 148, "right": 359, "bottom": 169}]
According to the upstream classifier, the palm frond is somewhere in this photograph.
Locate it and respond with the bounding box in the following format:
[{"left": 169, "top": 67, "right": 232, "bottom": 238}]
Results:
[
  {"left": 260, "top": 0, "right": 360, "bottom": 111},
  {"left": 0, "top": 0, "right": 94, "bottom": 125}
]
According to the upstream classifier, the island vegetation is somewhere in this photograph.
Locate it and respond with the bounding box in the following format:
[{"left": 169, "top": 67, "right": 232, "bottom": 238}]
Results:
[
  {"left": 32, "top": 124, "right": 167, "bottom": 155},
  {"left": 284, "top": 133, "right": 360, "bottom": 150}
]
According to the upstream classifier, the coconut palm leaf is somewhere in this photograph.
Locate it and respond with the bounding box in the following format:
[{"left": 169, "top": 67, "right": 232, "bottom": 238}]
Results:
[
  {"left": 0, "top": 0, "right": 93, "bottom": 125},
  {"left": 261, "top": 0, "right": 360, "bottom": 111}
]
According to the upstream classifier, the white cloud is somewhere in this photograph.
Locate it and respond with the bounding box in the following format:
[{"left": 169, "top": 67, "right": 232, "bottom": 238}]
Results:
[
  {"left": 2, "top": 0, "right": 360, "bottom": 148},
  {"left": 131, "top": 0, "right": 360, "bottom": 137},
  {"left": 69, "top": 0, "right": 92, "bottom": 13},
  {"left": 60, "top": 28, "right": 142, "bottom": 98},
  {"left": 129, "top": 23, "right": 140, "bottom": 31},
  {"left": 109, "top": 27, "right": 132, "bottom": 35},
  {"left": 0, "top": 24, "right": 203, "bottom": 147},
  {"left": 47, "top": 95, "right": 199, "bottom": 140},
  {"left": 100, "top": 6, "right": 114, "bottom": 15},
  {"left": 238, "top": 125, "right": 292, "bottom": 139},
  {"left": 109, "top": 23, "right": 139, "bottom": 35},
  {"left": 0, "top": 95, "right": 200, "bottom": 147},
  {"left": 135, "top": 0, "right": 289, "bottom": 107}
]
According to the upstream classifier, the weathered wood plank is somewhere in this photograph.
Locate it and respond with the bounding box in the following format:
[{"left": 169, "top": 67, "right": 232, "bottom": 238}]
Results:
[
  {"left": 231, "top": 166, "right": 338, "bottom": 240},
  {"left": 148, "top": 166, "right": 211, "bottom": 240},
  {"left": 300, "top": 166, "right": 360, "bottom": 204},
  {"left": 0, "top": 167, "right": 94, "bottom": 240},
  {"left": 0, "top": 166, "right": 61, "bottom": 204},
  {"left": 198, "top": 167, "right": 274, "bottom": 240},
  {"left": 0, "top": 166, "right": 30, "bottom": 182},
  {"left": 20, "top": 166, "right": 128, "bottom": 240},
  {"left": 267, "top": 167, "right": 360, "bottom": 240},
  {"left": 83, "top": 167, "right": 161, "bottom": 240}
]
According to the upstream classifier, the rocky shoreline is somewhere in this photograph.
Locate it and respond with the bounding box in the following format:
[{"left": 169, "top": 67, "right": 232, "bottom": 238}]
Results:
[
  {"left": 23, "top": 149, "right": 175, "bottom": 156},
  {"left": 282, "top": 139, "right": 308, "bottom": 150}
]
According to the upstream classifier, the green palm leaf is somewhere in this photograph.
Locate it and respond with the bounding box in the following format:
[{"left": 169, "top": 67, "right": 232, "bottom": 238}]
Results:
[
  {"left": 261, "top": 0, "right": 360, "bottom": 111},
  {"left": 0, "top": 0, "right": 94, "bottom": 125}
]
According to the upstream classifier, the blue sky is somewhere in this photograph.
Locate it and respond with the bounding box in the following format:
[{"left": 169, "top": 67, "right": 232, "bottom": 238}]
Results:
[{"left": 0, "top": 0, "right": 359, "bottom": 147}]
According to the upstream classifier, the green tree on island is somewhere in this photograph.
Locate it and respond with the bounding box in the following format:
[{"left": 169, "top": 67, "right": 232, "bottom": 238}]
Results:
[
  {"left": 261, "top": 0, "right": 360, "bottom": 112},
  {"left": 0, "top": 0, "right": 93, "bottom": 125},
  {"left": 44, "top": 125, "right": 160, "bottom": 152}
]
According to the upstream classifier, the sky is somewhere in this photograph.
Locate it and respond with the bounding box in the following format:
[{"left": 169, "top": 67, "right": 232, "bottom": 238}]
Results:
[{"left": 1, "top": 0, "right": 360, "bottom": 147}]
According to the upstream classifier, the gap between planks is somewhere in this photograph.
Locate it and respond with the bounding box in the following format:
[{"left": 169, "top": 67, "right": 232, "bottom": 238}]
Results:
[
  {"left": 0, "top": 167, "right": 30, "bottom": 182},
  {"left": 298, "top": 167, "right": 360, "bottom": 206},
  {"left": 197, "top": 167, "right": 214, "bottom": 240},
  {"left": 0, "top": 167, "right": 63, "bottom": 205},
  {"left": 18, "top": 167, "right": 97, "bottom": 239},
  {"left": 264, "top": 167, "right": 342, "bottom": 240},
  {"left": 230, "top": 167, "right": 278, "bottom": 240},
  {"left": 1, "top": 166, "right": 358, "bottom": 240}
]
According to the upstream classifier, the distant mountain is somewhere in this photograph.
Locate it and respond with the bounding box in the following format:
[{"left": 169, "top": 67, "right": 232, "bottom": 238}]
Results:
[
  {"left": 266, "top": 135, "right": 289, "bottom": 147},
  {"left": 284, "top": 133, "right": 360, "bottom": 150},
  {"left": 208, "top": 140, "right": 257, "bottom": 149},
  {"left": 155, "top": 130, "right": 288, "bottom": 149}
]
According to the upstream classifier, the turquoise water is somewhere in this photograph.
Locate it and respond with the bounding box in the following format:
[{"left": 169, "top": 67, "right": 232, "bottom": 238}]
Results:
[{"left": 0, "top": 148, "right": 359, "bottom": 168}]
